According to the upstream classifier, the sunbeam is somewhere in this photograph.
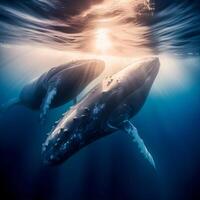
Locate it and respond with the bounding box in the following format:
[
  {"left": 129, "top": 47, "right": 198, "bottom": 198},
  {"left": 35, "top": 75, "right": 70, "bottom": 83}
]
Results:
[{"left": 95, "top": 28, "right": 112, "bottom": 54}]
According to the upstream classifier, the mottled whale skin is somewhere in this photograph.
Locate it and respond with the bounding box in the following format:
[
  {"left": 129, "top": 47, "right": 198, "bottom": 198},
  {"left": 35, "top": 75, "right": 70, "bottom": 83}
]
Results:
[
  {"left": 1, "top": 59, "right": 105, "bottom": 119},
  {"left": 42, "top": 57, "right": 160, "bottom": 165}
]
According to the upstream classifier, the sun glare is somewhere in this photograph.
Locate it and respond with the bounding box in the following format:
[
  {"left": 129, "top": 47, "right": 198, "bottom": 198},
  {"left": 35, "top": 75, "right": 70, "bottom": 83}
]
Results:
[{"left": 95, "top": 28, "right": 112, "bottom": 53}]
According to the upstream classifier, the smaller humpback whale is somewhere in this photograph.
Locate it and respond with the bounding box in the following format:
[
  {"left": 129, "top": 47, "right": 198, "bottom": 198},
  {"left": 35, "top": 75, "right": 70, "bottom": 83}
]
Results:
[
  {"left": 42, "top": 57, "right": 160, "bottom": 167},
  {"left": 0, "top": 59, "right": 105, "bottom": 121}
]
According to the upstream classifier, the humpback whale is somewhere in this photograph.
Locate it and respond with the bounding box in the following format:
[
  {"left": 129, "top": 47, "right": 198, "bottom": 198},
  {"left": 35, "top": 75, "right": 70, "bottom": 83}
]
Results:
[
  {"left": 42, "top": 57, "right": 160, "bottom": 167},
  {"left": 1, "top": 59, "right": 105, "bottom": 120}
]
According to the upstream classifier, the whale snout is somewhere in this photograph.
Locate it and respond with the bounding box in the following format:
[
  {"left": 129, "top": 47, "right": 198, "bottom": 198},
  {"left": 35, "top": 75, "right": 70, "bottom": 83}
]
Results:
[
  {"left": 126, "top": 56, "right": 160, "bottom": 93},
  {"left": 151, "top": 57, "right": 160, "bottom": 73},
  {"left": 145, "top": 57, "right": 160, "bottom": 77},
  {"left": 137, "top": 57, "right": 160, "bottom": 86}
]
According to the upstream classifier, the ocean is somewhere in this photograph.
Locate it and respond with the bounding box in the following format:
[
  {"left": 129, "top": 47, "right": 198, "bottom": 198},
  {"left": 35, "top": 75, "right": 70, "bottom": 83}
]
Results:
[{"left": 0, "top": 0, "right": 200, "bottom": 200}]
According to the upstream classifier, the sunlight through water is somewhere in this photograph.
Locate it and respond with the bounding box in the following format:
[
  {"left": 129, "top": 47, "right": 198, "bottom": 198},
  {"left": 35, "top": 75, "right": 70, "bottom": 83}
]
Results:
[{"left": 95, "top": 28, "right": 112, "bottom": 54}]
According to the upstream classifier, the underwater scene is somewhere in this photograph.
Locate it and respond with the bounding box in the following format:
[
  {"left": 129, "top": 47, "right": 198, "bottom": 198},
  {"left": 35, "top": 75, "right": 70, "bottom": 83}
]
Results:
[{"left": 0, "top": 0, "right": 200, "bottom": 200}]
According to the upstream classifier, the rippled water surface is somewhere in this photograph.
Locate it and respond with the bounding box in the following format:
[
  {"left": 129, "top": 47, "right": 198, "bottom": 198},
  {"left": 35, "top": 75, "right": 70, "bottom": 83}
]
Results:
[{"left": 0, "top": 0, "right": 199, "bottom": 55}]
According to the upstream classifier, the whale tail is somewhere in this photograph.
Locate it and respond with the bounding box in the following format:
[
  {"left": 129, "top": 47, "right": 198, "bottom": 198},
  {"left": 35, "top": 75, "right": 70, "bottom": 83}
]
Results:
[{"left": 0, "top": 98, "right": 21, "bottom": 113}]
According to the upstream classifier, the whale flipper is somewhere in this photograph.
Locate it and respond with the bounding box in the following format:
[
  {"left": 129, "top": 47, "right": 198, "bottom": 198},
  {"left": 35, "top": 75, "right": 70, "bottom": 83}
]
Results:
[
  {"left": 121, "top": 120, "right": 156, "bottom": 169},
  {"left": 40, "top": 86, "right": 57, "bottom": 123},
  {"left": 0, "top": 98, "right": 21, "bottom": 113}
]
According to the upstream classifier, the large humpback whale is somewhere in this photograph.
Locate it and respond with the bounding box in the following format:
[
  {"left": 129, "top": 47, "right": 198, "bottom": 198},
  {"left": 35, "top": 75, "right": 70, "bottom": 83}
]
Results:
[
  {"left": 1, "top": 59, "right": 105, "bottom": 120},
  {"left": 42, "top": 57, "right": 160, "bottom": 167}
]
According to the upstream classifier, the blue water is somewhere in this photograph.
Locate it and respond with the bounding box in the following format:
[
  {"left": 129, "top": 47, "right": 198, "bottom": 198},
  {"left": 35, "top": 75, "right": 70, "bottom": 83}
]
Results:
[{"left": 0, "top": 1, "right": 200, "bottom": 200}]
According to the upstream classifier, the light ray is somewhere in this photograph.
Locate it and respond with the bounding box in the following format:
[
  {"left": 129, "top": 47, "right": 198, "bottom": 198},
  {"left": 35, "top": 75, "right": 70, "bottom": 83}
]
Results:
[{"left": 95, "top": 28, "right": 112, "bottom": 54}]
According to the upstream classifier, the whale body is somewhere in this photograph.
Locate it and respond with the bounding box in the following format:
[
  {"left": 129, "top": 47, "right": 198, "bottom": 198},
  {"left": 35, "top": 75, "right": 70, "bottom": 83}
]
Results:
[
  {"left": 42, "top": 57, "right": 160, "bottom": 166},
  {"left": 1, "top": 59, "right": 105, "bottom": 120}
]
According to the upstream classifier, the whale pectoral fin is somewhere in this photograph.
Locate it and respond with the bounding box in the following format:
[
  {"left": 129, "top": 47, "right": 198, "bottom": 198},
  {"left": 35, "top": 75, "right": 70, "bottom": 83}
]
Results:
[
  {"left": 120, "top": 120, "right": 156, "bottom": 169},
  {"left": 40, "top": 86, "right": 57, "bottom": 123}
]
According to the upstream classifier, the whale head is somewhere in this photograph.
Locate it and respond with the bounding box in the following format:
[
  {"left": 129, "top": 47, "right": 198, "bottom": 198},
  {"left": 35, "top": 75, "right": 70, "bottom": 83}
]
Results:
[
  {"left": 106, "top": 57, "right": 160, "bottom": 127},
  {"left": 129, "top": 56, "right": 160, "bottom": 103},
  {"left": 125, "top": 57, "right": 160, "bottom": 94}
]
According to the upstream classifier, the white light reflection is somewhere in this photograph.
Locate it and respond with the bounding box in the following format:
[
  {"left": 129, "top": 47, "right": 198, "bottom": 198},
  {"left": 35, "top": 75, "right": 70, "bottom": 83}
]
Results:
[{"left": 95, "top": 28, "right": 112, "bottom": 54}]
